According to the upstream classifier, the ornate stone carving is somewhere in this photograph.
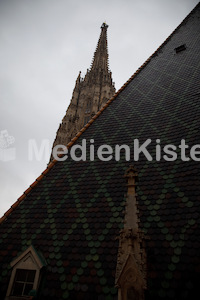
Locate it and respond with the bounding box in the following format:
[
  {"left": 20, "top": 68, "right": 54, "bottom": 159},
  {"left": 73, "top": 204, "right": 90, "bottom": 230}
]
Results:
[
  {"left": 50, "top": 23, "right": 115, "bottom": 161},
  {"left": 115, "top": 166, "right": 147, "bottom": 300}
]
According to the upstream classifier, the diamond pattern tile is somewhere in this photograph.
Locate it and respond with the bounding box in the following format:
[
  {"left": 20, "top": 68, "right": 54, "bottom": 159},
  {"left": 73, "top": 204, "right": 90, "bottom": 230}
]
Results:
[{"left": 0, "top": 3, "right": 200, "bottom": 300}]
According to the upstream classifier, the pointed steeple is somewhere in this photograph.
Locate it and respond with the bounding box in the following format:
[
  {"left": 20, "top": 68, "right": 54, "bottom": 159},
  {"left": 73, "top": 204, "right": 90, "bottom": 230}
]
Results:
[
  {"left": 85, "top": 23, "right": 113, "bottom": 86},
  {"left": 50, "top": 23, "right": 115, "bottom": 161},
  {"left": 90, "top": 23, "right": 109, "bottom": 73}
]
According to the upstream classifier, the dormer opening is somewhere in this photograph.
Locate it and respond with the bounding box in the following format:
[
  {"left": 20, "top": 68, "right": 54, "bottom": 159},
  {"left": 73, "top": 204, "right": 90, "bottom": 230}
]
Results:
[{"left": 175, "top": 44, "right": 186, "bottom": 53}]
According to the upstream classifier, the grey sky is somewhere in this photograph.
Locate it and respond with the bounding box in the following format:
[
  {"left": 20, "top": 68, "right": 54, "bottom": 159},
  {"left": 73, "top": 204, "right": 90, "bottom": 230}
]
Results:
[{"left": 0, "top": 0, "right": 199, "bottom": 216}]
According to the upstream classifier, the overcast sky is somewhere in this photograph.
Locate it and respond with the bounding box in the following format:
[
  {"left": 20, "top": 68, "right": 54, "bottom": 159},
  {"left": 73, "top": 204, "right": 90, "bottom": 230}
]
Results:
[{"left": 0, "top": 0, "right": 199, "bottom": 216}]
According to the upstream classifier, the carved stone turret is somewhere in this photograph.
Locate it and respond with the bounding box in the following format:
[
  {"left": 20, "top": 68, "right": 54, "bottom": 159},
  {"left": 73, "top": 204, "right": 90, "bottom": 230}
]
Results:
[
  {"left": 50, "top": 23, "right": 115, "bottom": 161},
  {"left": 115, "top": 166, "right": 147, "bottom": 300}
]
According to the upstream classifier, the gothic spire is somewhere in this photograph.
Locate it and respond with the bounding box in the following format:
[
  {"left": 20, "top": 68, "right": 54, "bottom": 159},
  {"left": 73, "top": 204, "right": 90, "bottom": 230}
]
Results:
[
  {"left": 49, "top": 22, "right": 115, "bottom": 161},
  {"left": 87, "top": 22, "right": 111, "bottom": 84}
]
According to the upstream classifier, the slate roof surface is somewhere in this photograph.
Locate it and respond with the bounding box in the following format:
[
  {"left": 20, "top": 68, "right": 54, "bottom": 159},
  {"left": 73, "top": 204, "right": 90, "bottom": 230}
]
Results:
[{"left": 1, "top": 3, "right": 200, "bottom": 300}]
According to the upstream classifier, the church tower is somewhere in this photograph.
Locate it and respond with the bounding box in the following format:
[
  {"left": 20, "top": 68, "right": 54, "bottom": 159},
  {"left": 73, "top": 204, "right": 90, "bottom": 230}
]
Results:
[{"left": 50, "top": 23, "right": 115, "bottom": 159}]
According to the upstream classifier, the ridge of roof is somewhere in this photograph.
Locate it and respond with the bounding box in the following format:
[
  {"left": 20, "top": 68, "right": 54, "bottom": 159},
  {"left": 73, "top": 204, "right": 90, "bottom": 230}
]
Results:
[{"left": 0, "top": 2, "right": 199, "bottom": 225}]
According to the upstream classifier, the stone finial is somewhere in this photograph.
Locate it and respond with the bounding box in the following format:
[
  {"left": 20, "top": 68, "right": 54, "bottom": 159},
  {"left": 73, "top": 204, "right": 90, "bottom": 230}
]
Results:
[
  {"left": 115, "top": 166, "right": 146, "bottom": 300},
  {"left": 124, "top": 165, "right": 138, "bottom": 229},
  {"left": 101, "top": 22, "right": 108, "bottom": 29},
  {"left": 124, "top": 165, "right": 138, "bottom": 196}
]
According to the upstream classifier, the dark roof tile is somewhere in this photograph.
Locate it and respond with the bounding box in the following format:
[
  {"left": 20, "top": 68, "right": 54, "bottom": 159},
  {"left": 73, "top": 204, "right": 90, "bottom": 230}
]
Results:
[{"left": 1, "top": 3, "right": 200, "bottom": 300}]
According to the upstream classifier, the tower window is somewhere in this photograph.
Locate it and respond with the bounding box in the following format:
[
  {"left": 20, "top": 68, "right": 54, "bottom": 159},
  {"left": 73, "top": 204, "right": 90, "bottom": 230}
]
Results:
[
  {"left": 11, "top": 269, "right": 36, "bottom": 296},
  {"left": 175, "top": 44, "right": 186, "bottom": 53}
]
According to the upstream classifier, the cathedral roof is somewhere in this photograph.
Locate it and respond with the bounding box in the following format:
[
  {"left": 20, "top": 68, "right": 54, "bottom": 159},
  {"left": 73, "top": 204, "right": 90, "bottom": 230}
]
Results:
[{"left": 1, "top": 3, "right": 200, "bottom": 299}]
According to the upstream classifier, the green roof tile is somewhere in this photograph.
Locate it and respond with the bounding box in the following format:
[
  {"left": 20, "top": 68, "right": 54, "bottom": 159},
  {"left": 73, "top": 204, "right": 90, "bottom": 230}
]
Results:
[{"left": 1, "top": 5, "right": 200, "bottom": 300}]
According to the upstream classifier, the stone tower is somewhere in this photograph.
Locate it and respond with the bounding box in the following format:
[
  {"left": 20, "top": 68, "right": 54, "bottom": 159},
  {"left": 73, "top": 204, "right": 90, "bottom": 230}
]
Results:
[{"left": 50, "top": 23, "right": 115, "bottom": 159}]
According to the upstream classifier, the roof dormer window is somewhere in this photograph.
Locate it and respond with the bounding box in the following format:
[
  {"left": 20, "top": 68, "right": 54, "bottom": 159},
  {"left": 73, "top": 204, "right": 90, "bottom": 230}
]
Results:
[
  {"left": 5, "top": 245, "right": 46, "bottom": 300},
  {"left": 175, "top": 44, "right": 186, "bottom": 53},
  {"left": 11, "top": 269, "right": 36, "bottom": 297}
]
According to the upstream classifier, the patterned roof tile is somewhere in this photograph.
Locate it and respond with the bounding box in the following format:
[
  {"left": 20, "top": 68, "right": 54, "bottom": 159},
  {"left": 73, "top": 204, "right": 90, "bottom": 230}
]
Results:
[{"left": 1, "top": 3, "right": 200, "bottom": 300}]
